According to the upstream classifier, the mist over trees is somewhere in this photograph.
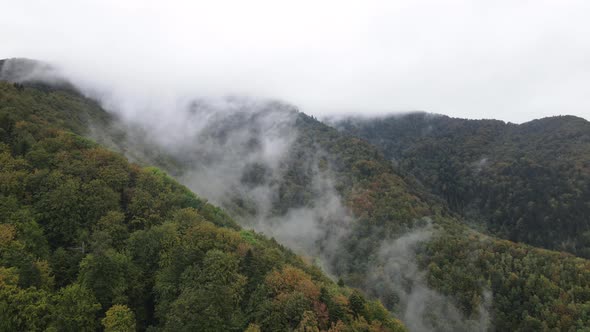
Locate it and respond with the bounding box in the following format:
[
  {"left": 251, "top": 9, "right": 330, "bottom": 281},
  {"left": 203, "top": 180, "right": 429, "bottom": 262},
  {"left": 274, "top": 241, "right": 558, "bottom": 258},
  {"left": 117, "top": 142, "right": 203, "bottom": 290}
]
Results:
[
  {"left": 333, "top": 113, "right": 590, "bottom": 256},
  {"left": 0, "top": 80, "right": 404, "bottom": 331},
  {"left": 3, "top": 59, "right": 590, "bottom": 331}
]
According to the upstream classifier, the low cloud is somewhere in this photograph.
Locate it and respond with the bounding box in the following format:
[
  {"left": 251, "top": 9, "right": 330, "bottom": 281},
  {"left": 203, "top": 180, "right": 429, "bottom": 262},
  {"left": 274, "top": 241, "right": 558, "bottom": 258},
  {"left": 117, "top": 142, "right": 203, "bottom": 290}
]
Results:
[{"left": 2, "top": 1, "right": 590, "bottom": 122}]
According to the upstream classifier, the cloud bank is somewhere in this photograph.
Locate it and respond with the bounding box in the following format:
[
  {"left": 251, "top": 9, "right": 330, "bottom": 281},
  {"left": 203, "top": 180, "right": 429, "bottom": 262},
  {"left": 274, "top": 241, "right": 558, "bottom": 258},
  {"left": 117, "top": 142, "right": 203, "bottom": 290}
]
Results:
[{"left": 2, "top": 0, "right": 590, "bottom": 122}]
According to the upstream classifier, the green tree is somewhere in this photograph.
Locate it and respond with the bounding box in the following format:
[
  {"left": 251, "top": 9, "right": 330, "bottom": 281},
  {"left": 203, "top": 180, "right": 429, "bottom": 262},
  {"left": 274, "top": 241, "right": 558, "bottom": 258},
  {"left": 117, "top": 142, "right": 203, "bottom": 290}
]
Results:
[
  {"left": 163, "top": 250, "right": 246, "bottom": 331},
  {"left": 49, "top": 283, "right": 101, "bottom": 332},
  {"left": 78, "top": 249, "right": 132, "bottom": 308},
  {"left": 349, "top": 290, "right": 367, "bottom": 319},
  {"left": 102, "top": 304, "right": 136, "bottom": 332},
  {"left": 0, "top": 284, "right": 51, "bottom": 331}
]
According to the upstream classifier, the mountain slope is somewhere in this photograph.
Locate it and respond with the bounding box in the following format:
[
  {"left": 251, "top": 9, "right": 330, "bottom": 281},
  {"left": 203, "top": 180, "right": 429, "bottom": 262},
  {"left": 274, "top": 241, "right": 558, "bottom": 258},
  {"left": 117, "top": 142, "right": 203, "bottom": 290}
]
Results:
[
  {"left": 334, "top": 113, "right": 590, "bottom": 257},
  {"left": 3, "top": 59, "right": 590, "bottom": 331},
  {"left": 290, "top": 114, "right": 590, "bottom": 331},
  {"left": 0, "top": 81, "right": 404, "bottom": 331},
  {"left": 86, "top": 87, "right": 590, "bottom": 330}
]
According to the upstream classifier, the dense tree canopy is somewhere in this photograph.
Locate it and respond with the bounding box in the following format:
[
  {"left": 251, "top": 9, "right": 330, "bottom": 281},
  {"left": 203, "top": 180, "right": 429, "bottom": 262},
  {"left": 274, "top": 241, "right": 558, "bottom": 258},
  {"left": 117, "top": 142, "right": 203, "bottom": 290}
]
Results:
[
  {"left": 4, "top": 68, "right": 590, "bottom": 331},
  {"left": 273, "top": 113, "right": 590, "bottom": 330},
  {"left": 335, "top": 113, "right": 590, "bottom": 256},
  {"left": 0, "top": 81, "right": 404, "bottom": 331}
]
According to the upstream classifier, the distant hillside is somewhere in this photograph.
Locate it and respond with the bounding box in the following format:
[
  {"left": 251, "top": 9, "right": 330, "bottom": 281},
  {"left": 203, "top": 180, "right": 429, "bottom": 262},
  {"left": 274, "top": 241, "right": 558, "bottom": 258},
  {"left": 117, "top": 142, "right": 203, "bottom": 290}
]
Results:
[
  {"left": 283, "top": 113, "right": 590, "bottom": 331},
  {"left": 334, "top": 112, "right": 590, "bottom": 257},
  {"left": 0, "top": 58, "right": 76, "bottom": 93}
]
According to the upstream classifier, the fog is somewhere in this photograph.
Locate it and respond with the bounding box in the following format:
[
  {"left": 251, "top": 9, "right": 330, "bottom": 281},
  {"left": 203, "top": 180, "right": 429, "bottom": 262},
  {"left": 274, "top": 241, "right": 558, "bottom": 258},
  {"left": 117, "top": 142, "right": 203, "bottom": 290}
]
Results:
[
  {"left": 2, "top": 55, "right": 495, "bottom": 330},
  {"left": 367, "top": 222, "right": 492, "bottom": 332},
  {"left": 3, "top": 2, "right": 587, "bottom": 328},
  {"left": 2, "top": 0, "right": 590, "bottom": 123}
]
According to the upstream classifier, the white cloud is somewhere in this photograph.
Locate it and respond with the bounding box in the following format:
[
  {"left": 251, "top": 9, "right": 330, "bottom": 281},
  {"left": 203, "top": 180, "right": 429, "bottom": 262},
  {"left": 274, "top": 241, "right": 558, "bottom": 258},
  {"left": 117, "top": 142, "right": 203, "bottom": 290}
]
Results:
[{"left": 1, "top": 0, "right": 589, "bottom": 122}]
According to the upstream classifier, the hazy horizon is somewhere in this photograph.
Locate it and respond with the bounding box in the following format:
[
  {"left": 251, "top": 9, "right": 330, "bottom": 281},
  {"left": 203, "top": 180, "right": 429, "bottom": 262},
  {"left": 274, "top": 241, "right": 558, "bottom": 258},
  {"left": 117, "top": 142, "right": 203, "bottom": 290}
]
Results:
[{"left": 2, "top": 0, "right": 590, "bottom": 123}]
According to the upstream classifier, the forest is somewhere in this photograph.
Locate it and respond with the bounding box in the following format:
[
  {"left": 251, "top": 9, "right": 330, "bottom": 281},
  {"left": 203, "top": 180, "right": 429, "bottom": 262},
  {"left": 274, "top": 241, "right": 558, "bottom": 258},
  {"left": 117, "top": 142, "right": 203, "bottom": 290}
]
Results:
[
  {"left": 0, "top": 81, "right": 404, "bottom": 331},
  {"left": 2, "top": 63, "right": 590, "bottom": 331},
  {"left": 334, "top": 113, "right": 590, "bottom": 257}
]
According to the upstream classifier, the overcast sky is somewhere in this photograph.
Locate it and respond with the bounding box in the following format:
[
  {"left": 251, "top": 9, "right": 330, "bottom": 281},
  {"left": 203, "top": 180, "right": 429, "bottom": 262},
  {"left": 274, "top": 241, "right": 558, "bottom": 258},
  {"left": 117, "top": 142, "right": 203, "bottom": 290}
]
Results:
[{"left": 1, "top": 0, "right": 589, "bottom": 123}]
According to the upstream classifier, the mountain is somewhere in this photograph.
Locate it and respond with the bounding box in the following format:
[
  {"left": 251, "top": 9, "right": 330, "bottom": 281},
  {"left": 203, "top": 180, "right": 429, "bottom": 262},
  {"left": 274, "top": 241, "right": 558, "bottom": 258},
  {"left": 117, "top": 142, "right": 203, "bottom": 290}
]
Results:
[
  {"left": 333, "top": 113, "right": 590, "bottom": 257},
  {"left": 0, "top": 74, "right": 404, "bottom": 330},
  {"left": 3, "top": 58, "right": 590, "bottom": 331},
  {"left": 264, "top": 114, "right": 590, "bottom": 331}
]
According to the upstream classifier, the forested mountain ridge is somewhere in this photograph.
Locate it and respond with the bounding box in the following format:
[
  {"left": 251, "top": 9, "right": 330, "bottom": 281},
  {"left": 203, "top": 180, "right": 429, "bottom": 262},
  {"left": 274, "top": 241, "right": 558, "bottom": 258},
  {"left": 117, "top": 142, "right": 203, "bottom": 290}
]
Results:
[
  {"left": 283, "top": 113, "right": 590, "bottom": 331},
  {"left": 0, "top": 81, "right": 405, "bottom": 331},
  {"left": 334, "top": 113, "right": 590, "bottom": 257},
  {"left": 3, "top": 58, "right": 590, "bottom": 331},
  {"left": 89, "top": 94, "right": 590, "bottom": 330}
]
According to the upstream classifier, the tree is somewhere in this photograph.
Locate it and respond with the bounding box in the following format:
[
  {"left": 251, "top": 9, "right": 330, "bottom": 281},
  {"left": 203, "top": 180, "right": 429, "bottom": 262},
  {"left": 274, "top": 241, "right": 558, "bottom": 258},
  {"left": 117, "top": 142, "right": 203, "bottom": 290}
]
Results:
[
  {"left": 49, "top": 283, "right": 101, "bottom": 332},
  {"left": 162, "top": 250, "right": 246, "bottom": 331},
  {"left": 78, "top": 249, "right": 132, "bottom": 308},
  {"left": 92, "top": 211, "right": 128, "bottom": 251},
  {"left": 296, "top": 310, "right": 320, "bottom": 332},
  {"left": 348, "top": 290, "right": 367, "bottom": 319},
  {"left": 0, "top": 284, "right": 51, "bottom": 331},
  {"left": 102, "top": 304, "right": 136, "bottom": 332},
  {"left": 244, "top": 323, "right": 261, "bottom": 332},
  {"left": 34, "top": 174, "right": 83, "bottom": 247}
]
